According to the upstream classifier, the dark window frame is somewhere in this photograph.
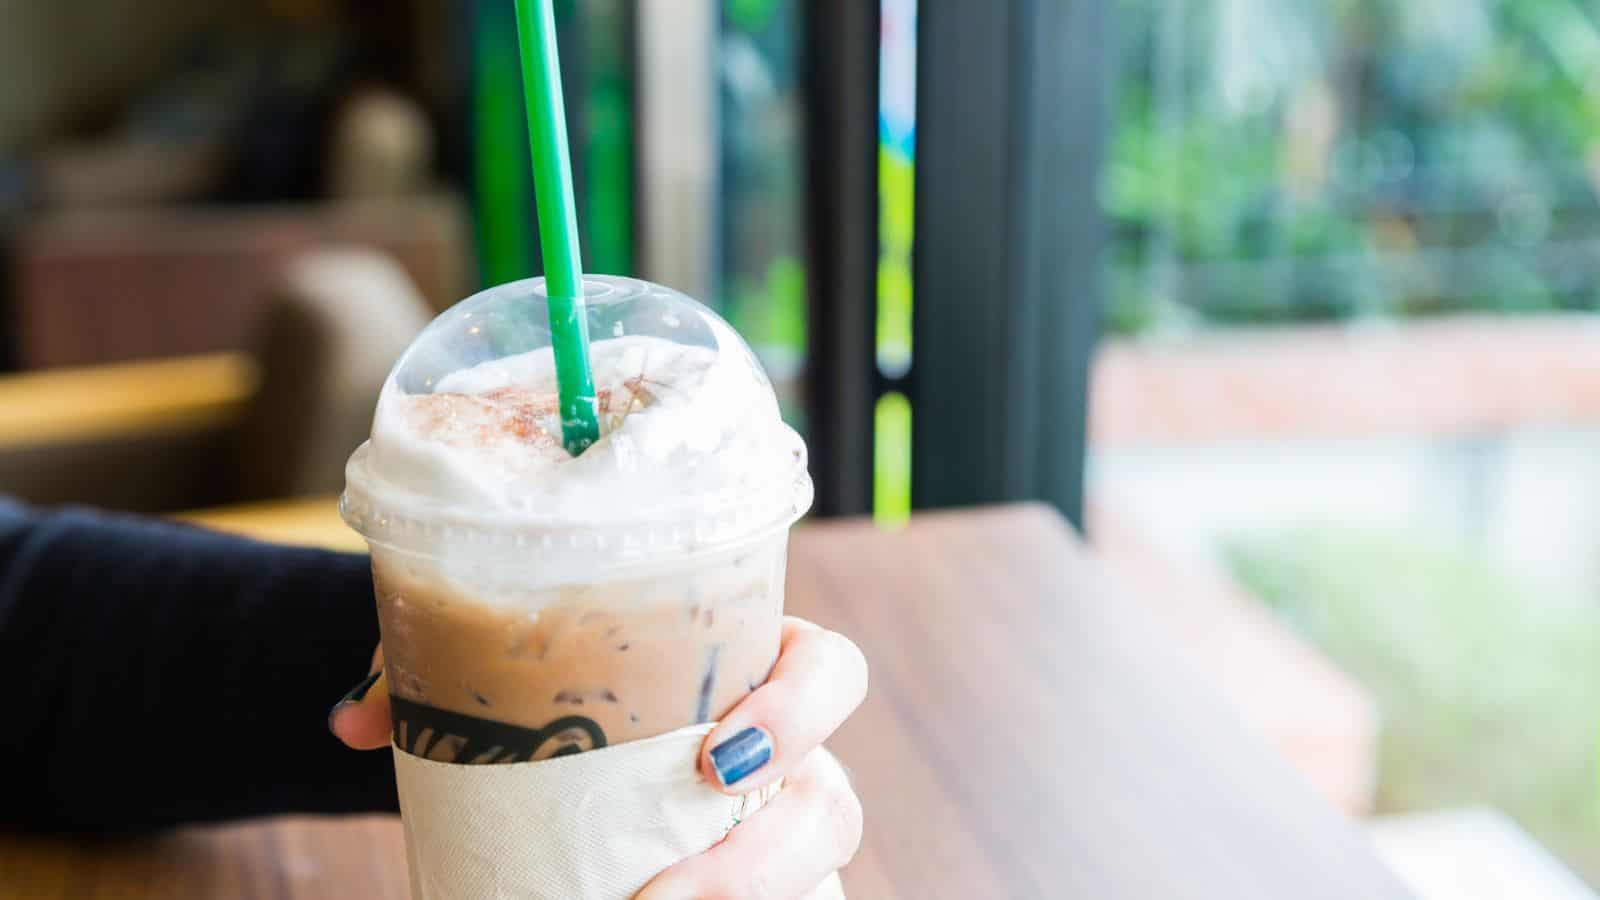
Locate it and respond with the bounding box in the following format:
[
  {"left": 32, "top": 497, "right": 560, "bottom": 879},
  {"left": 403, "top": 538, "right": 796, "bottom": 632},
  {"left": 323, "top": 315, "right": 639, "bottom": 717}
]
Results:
[
  {"left": 804, "top": 0, "right": 1109, "bottom": 527},
  {"left": 802, "top": 0, "right": 880, "bottom": 517}
]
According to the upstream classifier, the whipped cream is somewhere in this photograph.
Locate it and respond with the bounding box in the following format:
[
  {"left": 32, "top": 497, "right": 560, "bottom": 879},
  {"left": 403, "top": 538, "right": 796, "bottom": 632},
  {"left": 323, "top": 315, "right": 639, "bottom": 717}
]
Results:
[{"left": 355, "top": 332, "right": 804, "bottom": 526}]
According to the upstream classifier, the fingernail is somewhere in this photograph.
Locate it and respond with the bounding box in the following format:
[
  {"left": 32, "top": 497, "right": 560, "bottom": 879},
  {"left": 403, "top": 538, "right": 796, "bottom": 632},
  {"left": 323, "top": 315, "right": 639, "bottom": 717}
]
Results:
[
  {"left": 709, "top": 726, "right": 772, "bottom": 788},
  {"left": 327, "top": 671, "right": 381, "bottom": 733}
]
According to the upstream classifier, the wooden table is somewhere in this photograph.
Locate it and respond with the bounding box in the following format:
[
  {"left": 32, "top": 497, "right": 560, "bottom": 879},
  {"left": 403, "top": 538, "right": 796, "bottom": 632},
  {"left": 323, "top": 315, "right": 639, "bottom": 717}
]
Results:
[{"left": 0, "top": 503, "right": 1414, "bottom": 899}]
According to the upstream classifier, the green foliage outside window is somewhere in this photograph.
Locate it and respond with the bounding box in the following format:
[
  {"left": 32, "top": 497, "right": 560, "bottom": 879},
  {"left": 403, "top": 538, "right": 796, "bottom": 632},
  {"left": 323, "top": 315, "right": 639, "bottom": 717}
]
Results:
[{"left": 1107, "top": 0, "right": 1600, "bottom": 334}]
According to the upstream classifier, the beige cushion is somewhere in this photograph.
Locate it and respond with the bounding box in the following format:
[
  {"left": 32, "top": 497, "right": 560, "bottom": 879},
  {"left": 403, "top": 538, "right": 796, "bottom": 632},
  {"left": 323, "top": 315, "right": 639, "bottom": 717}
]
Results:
[{"left": 235, "top": 249, "right": 432, "bottom": 500}]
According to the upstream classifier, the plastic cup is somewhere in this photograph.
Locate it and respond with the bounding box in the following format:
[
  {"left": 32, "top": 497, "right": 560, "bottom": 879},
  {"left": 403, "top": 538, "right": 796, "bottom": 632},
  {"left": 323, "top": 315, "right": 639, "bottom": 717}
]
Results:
[
  {"left": 341, "top": 275, "right": 811, "bottom": 764},
  {"left": 340, "top": 276, "right": 811, "bottom": 896},
  {"left": 365, "top": 525, "right": 793, "bottom": 763}
]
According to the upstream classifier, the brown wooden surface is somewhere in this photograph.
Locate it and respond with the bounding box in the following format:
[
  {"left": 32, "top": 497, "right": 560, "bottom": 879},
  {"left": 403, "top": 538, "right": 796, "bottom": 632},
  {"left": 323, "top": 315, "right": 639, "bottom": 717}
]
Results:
[
  {"left": 0, "top": 504, "right": 1413, "bottom": 899},
  {"left": 0, "top": 353, "right": 256, "bottom": 450},
  {"left": 176, "top": 495, "right": 367, "bottom": 554},
  {"left": 0, "top": 354, "right": 260, "bottom": 512}
]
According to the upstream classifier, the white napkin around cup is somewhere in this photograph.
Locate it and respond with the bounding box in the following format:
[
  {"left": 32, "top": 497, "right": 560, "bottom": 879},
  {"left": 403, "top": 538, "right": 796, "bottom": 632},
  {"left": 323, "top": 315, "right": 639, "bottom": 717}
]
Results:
[{"left": 392, "top": 723, "right": 781, "bottom": 899}]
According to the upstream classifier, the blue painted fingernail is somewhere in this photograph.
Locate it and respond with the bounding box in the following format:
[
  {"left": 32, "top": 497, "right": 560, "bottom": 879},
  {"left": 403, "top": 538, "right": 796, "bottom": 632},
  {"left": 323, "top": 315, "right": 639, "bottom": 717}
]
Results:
[{"left": 709, "top": 727, "right": 772, "bottom": 787}]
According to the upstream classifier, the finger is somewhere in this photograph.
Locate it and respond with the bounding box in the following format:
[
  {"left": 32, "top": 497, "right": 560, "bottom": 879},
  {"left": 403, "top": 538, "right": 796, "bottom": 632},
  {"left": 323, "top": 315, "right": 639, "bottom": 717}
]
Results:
[
  {"left": 328, "top": 646, "right": 392, "bottom": 750},
  {"left": 637, "top": 748, "right": 863, "bottom": 900},
  {"left": 700, "top": 618, "right": 867, "bottom": 794}
]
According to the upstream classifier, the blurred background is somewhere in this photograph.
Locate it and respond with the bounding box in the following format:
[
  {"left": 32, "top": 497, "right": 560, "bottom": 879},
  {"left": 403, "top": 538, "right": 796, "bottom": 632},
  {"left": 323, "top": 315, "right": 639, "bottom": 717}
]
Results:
[{"left": 2, "top": 0, "right": 1599, "bottom": 894}]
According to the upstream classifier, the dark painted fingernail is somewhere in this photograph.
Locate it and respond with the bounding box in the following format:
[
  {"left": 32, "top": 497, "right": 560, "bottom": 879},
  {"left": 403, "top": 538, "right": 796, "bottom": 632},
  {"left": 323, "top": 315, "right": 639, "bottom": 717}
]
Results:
[
  {"left": 709, "top": 727, "right": 772, "bottom": 787},
  {"left": 327, "top": 671, "right": 381, "bottom": 733}
]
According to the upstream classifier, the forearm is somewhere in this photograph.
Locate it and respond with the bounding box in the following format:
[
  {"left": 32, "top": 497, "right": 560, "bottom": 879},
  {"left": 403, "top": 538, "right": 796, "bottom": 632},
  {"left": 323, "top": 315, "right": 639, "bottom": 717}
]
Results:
[{"left": 0, "top": 501, "right": 395, "bottom": 832}]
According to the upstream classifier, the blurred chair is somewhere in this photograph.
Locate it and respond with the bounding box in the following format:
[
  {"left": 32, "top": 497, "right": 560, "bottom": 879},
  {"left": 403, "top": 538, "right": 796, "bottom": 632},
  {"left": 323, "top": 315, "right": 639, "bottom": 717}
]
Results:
[
  {"left": 10, "top": 194, "right": 466, "bottom": 369},
  {"left": 234, "top": 249, "right": 432, "bottom": 500},
  {"left": 0, "top": 248, "right": 432, "bottom": 512}
]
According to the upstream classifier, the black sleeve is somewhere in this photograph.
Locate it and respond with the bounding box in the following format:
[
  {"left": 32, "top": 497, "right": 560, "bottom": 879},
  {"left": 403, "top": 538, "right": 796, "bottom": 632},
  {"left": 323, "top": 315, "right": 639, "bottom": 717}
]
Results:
[{"left": 0, "top": 498, "right": 397, "bottom": 833}]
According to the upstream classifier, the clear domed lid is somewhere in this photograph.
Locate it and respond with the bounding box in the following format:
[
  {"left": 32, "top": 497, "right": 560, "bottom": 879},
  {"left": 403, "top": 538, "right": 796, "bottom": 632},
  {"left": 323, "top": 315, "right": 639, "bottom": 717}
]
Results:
[
  {"left": 341, "top": 276, "right": 811, "bottom": 567},
  {"left": 387, "top": 276, "right": 729, "bottom": 396}
]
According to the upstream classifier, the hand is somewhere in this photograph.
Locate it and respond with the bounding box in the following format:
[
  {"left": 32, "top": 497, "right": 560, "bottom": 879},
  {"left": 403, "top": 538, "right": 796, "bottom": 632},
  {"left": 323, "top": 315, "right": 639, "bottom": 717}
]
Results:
[
  {"left": 327, "top": 643, "right": 391, "bottom": 750},
  {"left": 329, "top": 617, "right": 868, "bottom": 900},
  {"left": 637, "top": 617, "right": 867, "bottom": 899}
]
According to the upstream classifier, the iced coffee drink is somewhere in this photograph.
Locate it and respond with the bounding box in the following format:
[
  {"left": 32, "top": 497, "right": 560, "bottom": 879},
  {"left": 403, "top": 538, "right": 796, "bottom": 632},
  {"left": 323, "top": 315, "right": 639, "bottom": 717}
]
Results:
[
  {"left": 341, "top": 276, "right": 811, "bottom": 766},
  {"left": 371, "top": 529, "right": 788, "bottom": 763}
]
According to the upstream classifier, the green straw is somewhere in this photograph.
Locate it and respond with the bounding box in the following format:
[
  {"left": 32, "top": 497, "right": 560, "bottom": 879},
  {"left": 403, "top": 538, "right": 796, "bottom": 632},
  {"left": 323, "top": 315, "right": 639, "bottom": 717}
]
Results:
[{"left": 514, "top": 0, "right": 601, "bottom": 456}]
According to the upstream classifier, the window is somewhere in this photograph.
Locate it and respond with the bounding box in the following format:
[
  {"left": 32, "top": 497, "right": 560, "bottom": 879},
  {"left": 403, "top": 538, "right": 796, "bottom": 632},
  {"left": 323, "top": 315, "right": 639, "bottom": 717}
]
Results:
[
  {"left": 718, "top": 0, "right": 808, "bottom": 431},
  {"left": 1097, "top": 0, "right": 1600, "bottom": 883}
]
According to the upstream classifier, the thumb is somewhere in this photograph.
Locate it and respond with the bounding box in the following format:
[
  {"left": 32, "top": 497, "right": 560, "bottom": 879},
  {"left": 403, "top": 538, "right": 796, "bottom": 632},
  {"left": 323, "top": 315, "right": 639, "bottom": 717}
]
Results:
[{"left": 328, "top": 648, "right": 392, "bottom": 750}]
